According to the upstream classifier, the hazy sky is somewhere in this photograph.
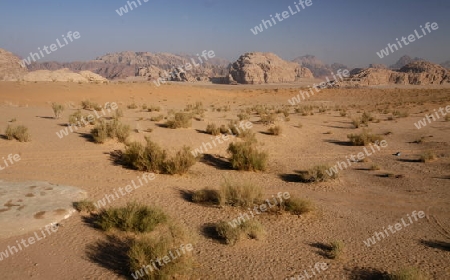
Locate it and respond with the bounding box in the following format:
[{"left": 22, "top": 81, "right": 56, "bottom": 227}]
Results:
[{"left": 1, "top": 0, "right": 449, "bottom": 68}]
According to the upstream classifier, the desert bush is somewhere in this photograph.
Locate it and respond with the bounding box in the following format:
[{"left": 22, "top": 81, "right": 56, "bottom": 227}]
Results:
[
  {"left": 127, "top": 103, "right": 138, "bottom": 109},
  {"left": 81, "top": 99, "right": 101, "bottom": 110},
  {"left": 5, "top": 125, "right": 31, "bottom": 142},
  {"left": 219, "top": 125, "right": 229, "bottom": 134},
  {"left": 299, "top": 165, "right": 338, "bottom": 183},
  {"left": 419, "top": 151, "right": 436, "bottom": 163},
  {"left": 369, "top": 164, "right": 381, "bottom": 171},
  {"left": 260, "top": 113, "right": 277, "bottom": 125},
  {"left": 205, "top": 123, "right": 220, "bottom": 136},
  {"left": 73, "top": 200, "right": 96, "bottom": 213},
  {"left": 163, "top": 146, "right": 197, "bottom": 175},
  {"left": 388, "top": 267, "right": 428, "bottom": 280},
  {"left": 165, "top": 112, "right": 192, "bottom": 129},
  {"left": 51, "top": 103, "right": 65, "bottom": 119},
  {"left": 339, "top": 110, "right": 347, "bottom": 117},
  {"left": 445, "top": 115, "right": 450, "bottom": 122},
  {"left": 150, "top": 114, "right": 164, "bottom": 122},
  {"left": 267, "top": 125, "right": 282, "bottom": 136},
  {"left": 68, "top": 110, "right": 84, "bottom": 125},
  {"left": 227, "top": 140, "right": 268, "bottom": 171},
  {"left": 91, "top": 119, "right": 130, "bottom": 143},
  {"left": 282, "top": 198, "right": 313, "bottom": 215},
  {"left": 237, "top": 113, "right": 250, "bottom": 121},
  {"left": 361, "top": 111, "right": 374, "bottom": 124},
  {"left": 347, "top": 129, "right": 384, "bottom": 146},
  {"left": 191, "top": 189, "right": 221, "bottom": 205},
  {"left": 128, "top": 232, "right": 192, "bottom": 280},
  {"left": 95, "top": 202, "right": 167, "bottom": 233},
  {"left": 215, "top": 219, "right": 266, "bottom": 245},
  {"left": 148, "top": 105, "right": 161, "bottom": 112},
  {"left": 120, "top": 138, "right": 197, "bottom": 175},
  {"left": 113, "top": 109, "right": 124, "bottom": 120},
  {"left": 220, "top": 180, "right": 263, "bottom": 207}
]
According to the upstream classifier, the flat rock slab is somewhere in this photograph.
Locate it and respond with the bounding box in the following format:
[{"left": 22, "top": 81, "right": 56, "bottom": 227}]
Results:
[{"left": 0, "top": 181, "right": 86, "bottom": 239}]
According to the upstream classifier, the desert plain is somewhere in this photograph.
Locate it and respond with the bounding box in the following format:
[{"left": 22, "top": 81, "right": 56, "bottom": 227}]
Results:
[{"left": 0, "top": 81, "right": 449, "bottom": 280}]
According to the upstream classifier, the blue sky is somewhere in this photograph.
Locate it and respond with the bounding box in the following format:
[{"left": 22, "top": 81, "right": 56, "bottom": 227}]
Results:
[{"left": 0, "top": 0, "right": 449, "bottom": 68}]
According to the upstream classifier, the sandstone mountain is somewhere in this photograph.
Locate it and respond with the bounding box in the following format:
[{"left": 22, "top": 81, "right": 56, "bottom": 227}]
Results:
[
  {"left": 292, "top": 55, "right": 348, "bottom": 78},
  {"left": 26, "top": 51, "right": 230, "bottom": 81},
  {"left": 229, "top": 52, "right": 313, "bottom": 84},
  {"left": 0, "top": 48, "right": 28, "bottom": 81},
  {"left": 340, "top": 61, "right": 450, "bottom": 86},
  {"left": 389, "top": 55, "right": 424, "bottom": 69}
]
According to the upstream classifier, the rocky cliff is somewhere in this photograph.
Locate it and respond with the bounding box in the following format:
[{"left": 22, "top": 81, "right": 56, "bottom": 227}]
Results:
[
  {"left": 0, "top": 49, "right": 28, "bottom": 81},
  {"left": 229, "top": 52, "right": 313, "bottom": 84}
]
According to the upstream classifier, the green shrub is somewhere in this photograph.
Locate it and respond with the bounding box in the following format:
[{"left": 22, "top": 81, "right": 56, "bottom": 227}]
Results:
[
  {"left": 95, "top": 202, "right": 167, "bottom": 233},
  {"left": 227, "top": 141, "right": 268, "bottom": 171},
  {"left": 51, "top": 103, "right": 65, "bottom": 119},
  {"left": 5, "top": 125, "right": 31, "bottom": 142},
  {"left": 347, "top": 129, "right": 384, "bottom": 146}
]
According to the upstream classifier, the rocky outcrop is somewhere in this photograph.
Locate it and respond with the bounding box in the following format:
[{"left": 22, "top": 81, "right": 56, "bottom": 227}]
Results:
[
  {"left": 0, "top": 48, "right": 28, "bottom": 81},
  {"left": 229, "top": 52, "right": 313, "bottom": 84},
  {"left": 389, "top": 55, "right": 423, "bottom": 69},
  {"left": 340, "top": 61, "right": 450, "bottom": 86}
]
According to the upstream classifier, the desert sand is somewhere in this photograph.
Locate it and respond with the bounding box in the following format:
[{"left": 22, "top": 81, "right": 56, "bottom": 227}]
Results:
[{"left": 0, "top": 81, "right": 449, "bottom": 279}]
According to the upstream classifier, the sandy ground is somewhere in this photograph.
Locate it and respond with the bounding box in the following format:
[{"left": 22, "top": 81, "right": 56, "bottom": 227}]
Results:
[{"left": 0, "top": 81, "right": 449, "bottom": 280}]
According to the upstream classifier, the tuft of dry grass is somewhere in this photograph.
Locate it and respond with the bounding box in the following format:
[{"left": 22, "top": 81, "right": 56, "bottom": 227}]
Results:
[
  {"left": 219, "top": 180, "right": 263, "bottom": 207},
  {"left": 91, "top": 119, "right": 130, "bottom": 143},
  {"left": 205, "top": 123, "right": 221, "bottom": 136},
  {"left": 282, "top": 198, "right": 313, "bottom": 215},
  {"left": 388, "top": 267, "right": 428, "bottom": 280},
  {"left": 328, "top": 240, "right": 345, "bottom": 259}
]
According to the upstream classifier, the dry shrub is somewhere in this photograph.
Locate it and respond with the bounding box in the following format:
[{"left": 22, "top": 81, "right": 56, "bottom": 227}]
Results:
[
  {"left": 51, "top": 103, "right": 65, "bottom": 119},
  {"left": 282, "top": 198, "right": 313, "bottom": 215},
  {"left": 347, "top": 129, "right": 384, "bottom": 146},
  {"left": 215, "top": 219, "right": 266, "bottom": 245},
  {"left": 388, "top": 267, "right": 428, "bottom": 280},
  {"left": 268, "top": 125, "right": 282, "bottom": 136},
  {"left": 73, "top": 200, "right": 96, "bottom": 213},
  {"left": 191, "top": 189, "right": 221, "bottom": 205},
  {"left": 165, "top": 112, "right": 192, "bottom": 129},
  {"left": 150, "top": 114, "right": 164, "bottom": 122},
  {"left": 299, "top": 165, "right": 338, "bottom": 183},
  {"left": 91, "top": 119, "right": 130, "bottom": 143},
  {"left": 5, "top": 125, "right": 31, "bottom": 142},
  {"left": 95, "top": 202, "right": 167, "bottom": 233},
  {"left": 205, "top": 123, "right": 220, "bottom": 135},
  {"left": 120, "top": 137, "right": 197, "bottom": 175},
  {"left": 227, "top": 140, "right": 268, "bottom": 171},
  {"left": 419, "top": 151, "right": 436, "bottom": 163},
  {"left": 219, "top": 180, "right": 263, "bottom": 207}
]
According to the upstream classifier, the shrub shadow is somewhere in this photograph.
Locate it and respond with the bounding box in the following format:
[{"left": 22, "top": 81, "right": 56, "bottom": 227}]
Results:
[
  {"left": 85, "top": 234, "right": 132, "bottom": 277},
  {"left": 279, "top": 170, "right": 311, "bottom": 183},
  {"left": 200, "top": 154, "right": 233, "bottom": 170},
  {"left": 397, "top": 158, "right": 421, "bottom": 163},
  {"left": 308, "top": 242, "right": 332, "bottom": 258},
  {"left": 201, "top": 223, "right": 225, "bottom": 244},
  {"left": 420, "top": 239, "right": 450, "bottom": 251},
  {"left": 324, "top": 139, "right": 352, "bottom": 146}
]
